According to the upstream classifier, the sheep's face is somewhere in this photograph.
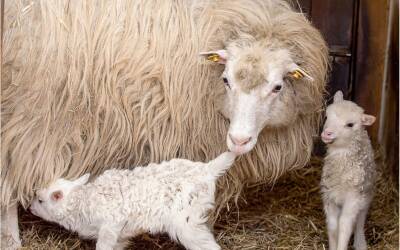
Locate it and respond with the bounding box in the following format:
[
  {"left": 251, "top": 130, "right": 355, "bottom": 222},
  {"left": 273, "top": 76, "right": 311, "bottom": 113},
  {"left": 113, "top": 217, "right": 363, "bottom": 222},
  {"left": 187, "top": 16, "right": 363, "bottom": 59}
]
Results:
[
  {"left": 321, "top": 91, "right": 375, "bottom": 147},
  {"left": 202, "top": 46, "right": 312, "bottom": 154},
  {"left": 30, "top": 174, "right": 90, "bottom": 222}
]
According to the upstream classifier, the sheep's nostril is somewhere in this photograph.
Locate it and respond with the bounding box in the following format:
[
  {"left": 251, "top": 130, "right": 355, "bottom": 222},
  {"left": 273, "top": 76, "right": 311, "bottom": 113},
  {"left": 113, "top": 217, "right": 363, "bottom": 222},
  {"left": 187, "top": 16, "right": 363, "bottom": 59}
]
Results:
[
  {"left": 322, "top": 131, "right": 334, "bottom": 138},
  {"left": 229, "top": 134, "right": 252, "bottom": 146}
]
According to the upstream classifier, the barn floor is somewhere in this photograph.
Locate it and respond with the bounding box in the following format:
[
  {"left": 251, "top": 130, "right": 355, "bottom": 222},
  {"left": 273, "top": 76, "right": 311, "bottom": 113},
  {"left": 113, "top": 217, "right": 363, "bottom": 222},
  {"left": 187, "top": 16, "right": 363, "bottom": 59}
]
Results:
[{"left": 18, "top": 157, "right": 398, "bottom": 250}]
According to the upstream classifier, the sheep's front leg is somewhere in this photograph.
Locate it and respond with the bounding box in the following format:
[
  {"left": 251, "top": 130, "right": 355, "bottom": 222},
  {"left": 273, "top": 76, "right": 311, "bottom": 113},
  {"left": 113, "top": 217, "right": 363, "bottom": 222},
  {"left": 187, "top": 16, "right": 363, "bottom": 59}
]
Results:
[
  {"left": 337, "top": 199, "right": 360, "bottom": 250},
  {"left": 1, "top": 203, "right": 22, "bottom": 250},
  {"left": 96, "top": 224, "right": 121, "bottom": 250},
  {"left": 324, "top": 201, "right": 340, "bottom": 250},
  {"left": 353, "top": 208, "right": 369, "bottom": 250}
]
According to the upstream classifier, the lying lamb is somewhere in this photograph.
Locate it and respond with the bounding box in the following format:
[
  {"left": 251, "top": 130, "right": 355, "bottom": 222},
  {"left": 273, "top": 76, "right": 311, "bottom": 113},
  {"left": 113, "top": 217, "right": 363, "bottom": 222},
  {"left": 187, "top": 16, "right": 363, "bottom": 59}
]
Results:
[
  {"left": 30, "top": 152, "right": 236, "bottom": 250},
  {"left": 320, "top": 91, "right": 376, "bottom": 250}
]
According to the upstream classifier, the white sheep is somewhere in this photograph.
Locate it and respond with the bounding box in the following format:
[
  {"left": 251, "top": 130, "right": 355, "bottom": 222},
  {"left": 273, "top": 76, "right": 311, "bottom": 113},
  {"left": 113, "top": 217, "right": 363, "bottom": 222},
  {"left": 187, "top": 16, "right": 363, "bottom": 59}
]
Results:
[
  {"left": 2, "top": 1, "right": 329, "bottom": 246},
  {"left": 29, "top": 152, "right": 236, "bottom": 250},
  {"left": 320, "top": 91, "right": 376, "bottom": 250}
]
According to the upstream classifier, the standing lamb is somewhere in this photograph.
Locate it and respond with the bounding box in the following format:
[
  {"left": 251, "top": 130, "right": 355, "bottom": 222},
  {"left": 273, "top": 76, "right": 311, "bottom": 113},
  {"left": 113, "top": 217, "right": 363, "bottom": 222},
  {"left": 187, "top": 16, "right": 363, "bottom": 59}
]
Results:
[
  {"left": 320, "top": 91, "right": 376, "bottom": 250},
  {"left": 29, "top": 152, "right": 236, "bottom": 250}
]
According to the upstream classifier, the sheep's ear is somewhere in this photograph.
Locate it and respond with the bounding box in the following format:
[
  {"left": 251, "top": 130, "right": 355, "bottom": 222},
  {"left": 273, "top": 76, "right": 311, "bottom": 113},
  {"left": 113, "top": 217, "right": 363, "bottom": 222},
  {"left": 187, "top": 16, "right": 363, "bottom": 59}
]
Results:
[
  {"left": 51, "top": 190, "right": 63, "bottom": 201},
  {"left": 361, "top": 114, "right": 376, "bottom": 126},
  {"left": 333, "top": 91, "right": 344, "bottom": 103},
  {"left": 287, "top": 63, "right": 314, "bottom": 81},
  {"left": 74, "top": 173, "right": 90, "bottom": 186},
  {"left": 199, "top": 50, "right": 227, "bottom": 64}
]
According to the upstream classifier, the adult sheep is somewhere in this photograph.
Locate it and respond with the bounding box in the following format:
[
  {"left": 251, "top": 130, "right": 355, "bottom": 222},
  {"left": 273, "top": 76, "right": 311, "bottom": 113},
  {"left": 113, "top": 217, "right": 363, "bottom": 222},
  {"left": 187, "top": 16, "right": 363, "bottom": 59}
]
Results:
[{"left": 1, "top": 0, "right": 328, "bottom": 248}]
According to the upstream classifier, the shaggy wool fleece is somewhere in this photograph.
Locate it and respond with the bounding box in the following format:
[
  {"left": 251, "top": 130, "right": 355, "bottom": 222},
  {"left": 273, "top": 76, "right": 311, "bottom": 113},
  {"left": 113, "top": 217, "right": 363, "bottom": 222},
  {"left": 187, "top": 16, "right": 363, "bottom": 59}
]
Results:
[{"left": 1, "top": 0, "right": 328, "bottom": 213}]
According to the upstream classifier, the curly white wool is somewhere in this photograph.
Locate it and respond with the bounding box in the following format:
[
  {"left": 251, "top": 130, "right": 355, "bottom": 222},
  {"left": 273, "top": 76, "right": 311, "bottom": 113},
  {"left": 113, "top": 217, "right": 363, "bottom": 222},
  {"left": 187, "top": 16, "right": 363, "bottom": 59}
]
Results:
[
  {"left": 320, "top": 91, "right": 376, "bottom": 250},
  {"left": 30, "top": 152, "right": 236, "bottom": 250}
]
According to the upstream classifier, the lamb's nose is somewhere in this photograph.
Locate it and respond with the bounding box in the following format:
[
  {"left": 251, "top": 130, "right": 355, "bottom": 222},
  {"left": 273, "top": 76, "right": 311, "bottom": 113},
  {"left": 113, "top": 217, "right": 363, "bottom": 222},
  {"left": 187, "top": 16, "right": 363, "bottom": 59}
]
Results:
[{"left": 229, "top": 134, "right": 251, "bottom": 146}]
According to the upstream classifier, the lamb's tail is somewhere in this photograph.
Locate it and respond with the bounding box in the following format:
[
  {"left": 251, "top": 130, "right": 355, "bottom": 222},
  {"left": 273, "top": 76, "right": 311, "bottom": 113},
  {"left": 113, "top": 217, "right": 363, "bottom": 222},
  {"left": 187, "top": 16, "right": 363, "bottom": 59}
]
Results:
[{"left": 206, "top": 152, "right": 236, "bottom": 178}]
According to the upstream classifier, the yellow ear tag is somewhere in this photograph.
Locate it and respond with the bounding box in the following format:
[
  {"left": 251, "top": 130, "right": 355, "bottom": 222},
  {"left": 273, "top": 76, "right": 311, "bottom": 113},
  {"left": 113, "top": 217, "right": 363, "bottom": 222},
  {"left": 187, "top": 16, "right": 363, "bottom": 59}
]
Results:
[
  {"left": 207, "top": 54, "right": 220, "bottom": 62},
  {"left": 291, "top": 70, "right": 304, "bottom": 79}
]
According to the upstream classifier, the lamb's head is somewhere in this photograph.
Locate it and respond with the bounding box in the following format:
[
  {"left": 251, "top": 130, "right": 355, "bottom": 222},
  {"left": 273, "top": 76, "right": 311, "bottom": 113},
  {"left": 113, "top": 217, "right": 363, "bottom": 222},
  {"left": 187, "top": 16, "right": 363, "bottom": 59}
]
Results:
[
  {"left": 321, "top": 91, "right": 375, "bottom": 147},
  {"left": 30, "top": 174, "right": 90, "bottom": 222},
  {"left": 202, "top": 42, "right": 312, "bottom": 154}
]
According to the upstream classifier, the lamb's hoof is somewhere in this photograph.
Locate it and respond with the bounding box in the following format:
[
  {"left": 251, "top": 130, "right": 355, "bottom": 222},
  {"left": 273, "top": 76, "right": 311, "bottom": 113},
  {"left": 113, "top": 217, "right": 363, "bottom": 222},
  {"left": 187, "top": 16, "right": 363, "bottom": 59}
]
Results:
[
  {"left": 1, "top": 234, "right": 22, "bottom": 250},
  {"left": 353, "top": 242, "right": 367, "bottom": 250}
]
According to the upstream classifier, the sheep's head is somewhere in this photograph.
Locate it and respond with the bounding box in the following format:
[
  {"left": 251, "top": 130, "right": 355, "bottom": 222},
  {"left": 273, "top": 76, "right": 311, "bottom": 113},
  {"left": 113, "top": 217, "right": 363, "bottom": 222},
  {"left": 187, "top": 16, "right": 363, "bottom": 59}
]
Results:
[
  {"left": 321, "top": 91, "right": 375, "bottom": 147},
  {"left": 30, "top": 174, "right": 90, "bottom": 222},
  {"left": 201, "top": 43, "right": 312, "bottom": 154}
]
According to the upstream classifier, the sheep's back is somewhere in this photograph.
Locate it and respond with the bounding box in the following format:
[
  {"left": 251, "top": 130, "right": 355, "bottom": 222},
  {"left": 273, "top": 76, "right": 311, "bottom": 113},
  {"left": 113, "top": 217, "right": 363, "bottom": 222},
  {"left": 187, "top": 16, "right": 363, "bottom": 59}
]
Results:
[{"left": 2, "top": 0, "right": 328, "bottom": 212}]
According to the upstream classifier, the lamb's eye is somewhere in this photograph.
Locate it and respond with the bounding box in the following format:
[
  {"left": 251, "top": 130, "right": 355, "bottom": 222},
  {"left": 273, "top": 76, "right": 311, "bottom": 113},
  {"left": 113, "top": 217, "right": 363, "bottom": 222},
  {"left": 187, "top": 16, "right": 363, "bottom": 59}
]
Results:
[
  {"left": 272, "top": 85, "right": 282, "bottom": 93},
  {"left": 222, "top": 77, "right": 230, "bottom": 89},
  {"left": 38, "top": 199, "right": 43, "bottom": 204},
  {"left": 346, "top": 123, "right": 354, "bottom": 128}
]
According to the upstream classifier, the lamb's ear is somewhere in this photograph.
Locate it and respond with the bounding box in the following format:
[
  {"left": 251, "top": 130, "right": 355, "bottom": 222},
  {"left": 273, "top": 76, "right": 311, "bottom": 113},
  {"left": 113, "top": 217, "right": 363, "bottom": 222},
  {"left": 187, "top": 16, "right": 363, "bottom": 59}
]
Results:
[
  {"left": 74, "top": 173, "right": 90, "bottom": 186},
  {"left": 361, "top": 114, "right": 376, "bottom": 126},
  {"left": 199, "top": 50, "right": 227, "bottom": 64},
  {"left": 333, "top": 91, "right": 344, "bottom": 103},
  {"left": 51, "top": 190, "right": 63, "bottom": 202},
  {"left": 287, "top": 63, "right": 314, "bottom": 81}
]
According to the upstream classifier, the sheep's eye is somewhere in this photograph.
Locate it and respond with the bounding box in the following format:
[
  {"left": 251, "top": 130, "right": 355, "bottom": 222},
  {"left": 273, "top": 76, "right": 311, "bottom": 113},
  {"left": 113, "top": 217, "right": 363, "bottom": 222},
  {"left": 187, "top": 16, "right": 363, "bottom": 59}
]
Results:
[
  {"left": 222, "top": 77, "right": 230, "bottom": 89},
  {"left": 38, "top": 199, "right": 43, "bottom": 204},
  {"left": 346, "top": 123, "right": 354, "bottom": 128},
  {"left": 272, "top": 85, "right": 282, "bottom": 93}
]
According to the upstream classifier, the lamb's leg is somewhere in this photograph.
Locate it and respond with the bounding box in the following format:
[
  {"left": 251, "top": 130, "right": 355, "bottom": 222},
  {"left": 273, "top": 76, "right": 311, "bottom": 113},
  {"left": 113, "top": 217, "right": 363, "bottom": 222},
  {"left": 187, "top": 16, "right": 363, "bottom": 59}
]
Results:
[
  {"left": 96, "top": 225, "right": 121, "bottom": 250},
  {"left": 1, "top": 203, "right": 22, "bottom": 250},
  {"left": 337, "top": 199, "right": 360, "bottom": 250},
  {"left": 113, "top": 239, "right": 129, "bottom": 250},
  {"left": 353, "top": 208, "right": 368, "bottom": 250},
  {"left": 324, "top": 201, "right": 340, "bottom": 250},
  {"left": 173, "top": 222, "right": 220, "bottom": 250},
  {"left": 113, "top": 241, "right": 127, "bottom": 250}
]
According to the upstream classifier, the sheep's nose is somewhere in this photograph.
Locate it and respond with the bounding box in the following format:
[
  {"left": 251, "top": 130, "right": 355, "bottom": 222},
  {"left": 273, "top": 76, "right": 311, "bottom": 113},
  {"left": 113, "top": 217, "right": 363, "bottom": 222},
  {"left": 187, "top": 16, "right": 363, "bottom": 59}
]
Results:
[
  {"left": 322, "top": 130, "right": 334, "bottom": 138},
  {"left": 229, "top": 134, "right": 251, "bottom": 146}
]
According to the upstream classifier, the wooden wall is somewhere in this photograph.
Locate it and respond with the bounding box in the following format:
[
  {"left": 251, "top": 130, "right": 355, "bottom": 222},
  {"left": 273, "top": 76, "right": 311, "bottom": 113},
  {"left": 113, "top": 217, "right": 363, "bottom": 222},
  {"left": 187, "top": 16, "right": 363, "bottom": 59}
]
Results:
[
  {"left": 353, "top": 0, "right": 391, "bottom": 143},
  {"left": 379, "top": 0, "right": 398, "bottom": 184}
]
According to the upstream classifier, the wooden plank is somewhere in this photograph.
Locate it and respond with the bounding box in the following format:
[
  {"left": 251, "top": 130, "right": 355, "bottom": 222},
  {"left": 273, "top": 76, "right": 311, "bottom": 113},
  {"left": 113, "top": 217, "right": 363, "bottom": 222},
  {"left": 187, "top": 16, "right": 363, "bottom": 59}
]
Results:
[
  {"left": 311, "top": 0, "right": 356, "bottom": 100},
  {"left": 380, "top": 0, "right": 398, "bottom": 183},
  {"left": 353, "top": 0, "right": 390, "bottom": 143},
  {"left": 311, "top": 0, "right": 355, "bottom": 50},
  {"left": 327, "top": 56, "right": 352, "bottom": 100}
]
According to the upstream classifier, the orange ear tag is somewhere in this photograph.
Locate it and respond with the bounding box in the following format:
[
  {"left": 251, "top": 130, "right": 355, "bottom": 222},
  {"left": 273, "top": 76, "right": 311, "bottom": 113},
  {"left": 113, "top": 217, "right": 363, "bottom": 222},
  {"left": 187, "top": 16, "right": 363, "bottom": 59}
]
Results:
[
  {"left": 291, "top": 70, "right": 304, "bottom": 79},
  {"left": 207, "top": 54, "right": 220, "bottom": 62}
]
